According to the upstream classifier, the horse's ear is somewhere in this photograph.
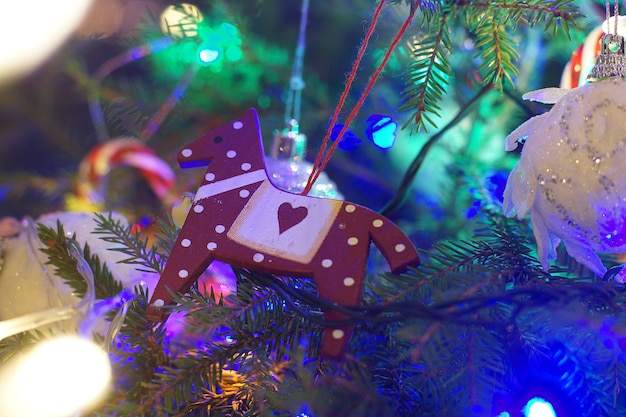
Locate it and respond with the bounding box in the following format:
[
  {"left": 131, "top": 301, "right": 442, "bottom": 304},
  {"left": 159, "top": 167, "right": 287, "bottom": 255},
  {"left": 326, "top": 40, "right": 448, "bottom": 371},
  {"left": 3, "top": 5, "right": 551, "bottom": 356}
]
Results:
[{"left": 243, "top": 108, "right": 260, "bottom": 129}]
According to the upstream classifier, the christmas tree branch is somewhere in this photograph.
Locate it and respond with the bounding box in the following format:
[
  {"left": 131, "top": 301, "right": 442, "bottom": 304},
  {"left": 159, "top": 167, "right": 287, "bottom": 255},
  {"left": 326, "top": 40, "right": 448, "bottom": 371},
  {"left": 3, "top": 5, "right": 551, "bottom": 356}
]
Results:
[
  {"left": 399, "top": 13, "right": 452, "bottom": 133},
  {"left": 37, "top": 221, "right": 124, "bottom": 299},
  {"left": 474, "top": 20, "right": 519, "bottom": 89},
  {"left": 92, "top": 213, "right": 166, "bottom": 274},
  {"left": 459, "top": 0, "right": 581, "bottom": 37},
  {"left": 382, "top": 82, "right": 493, "bottom": 217},
  {"left": 397, "top": 0, "right": 580, "bottom": 132}
]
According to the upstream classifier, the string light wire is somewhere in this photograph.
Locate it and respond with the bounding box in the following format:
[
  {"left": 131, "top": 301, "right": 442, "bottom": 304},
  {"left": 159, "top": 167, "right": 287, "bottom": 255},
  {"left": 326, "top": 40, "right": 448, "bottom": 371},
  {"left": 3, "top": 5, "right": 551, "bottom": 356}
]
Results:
[{"left": 284, "top": 0, "right": 310, "bottom": 126}]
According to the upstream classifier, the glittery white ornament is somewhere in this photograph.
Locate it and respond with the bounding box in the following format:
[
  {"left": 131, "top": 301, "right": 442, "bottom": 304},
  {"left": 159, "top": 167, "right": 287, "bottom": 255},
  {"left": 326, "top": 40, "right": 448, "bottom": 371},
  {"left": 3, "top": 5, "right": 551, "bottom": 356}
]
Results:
[{"left": 503, "top": 77, "right": 626, "bottom": 278}]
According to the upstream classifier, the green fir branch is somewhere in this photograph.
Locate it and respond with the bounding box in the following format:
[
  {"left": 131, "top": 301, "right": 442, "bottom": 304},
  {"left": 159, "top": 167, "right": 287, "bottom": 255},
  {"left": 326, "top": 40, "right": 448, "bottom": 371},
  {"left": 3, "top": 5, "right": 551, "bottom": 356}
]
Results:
[
  {"left": 473, "top": 20, "right": 519, "bottom": 89},
  {"left": 84, "top": 205, "right": 626, "bottom": 416},
  {"left": 99, "top": 287, "right": 170, "bottom": 415},
  {"left": 399, "top": 14, "right": 453, "bottom": 133},
  {"left": 461, "top": 0, "right": 582, "bottom": 38},
  {"left": 104, "top": 98, "right": 148, "bottom": 138},
  {"left": 92, "top": 212, "right": 166, "bottom": 274},
  {"left": 0, "top": 332, "right": 38, "bottom": 363},
  {"left": 397, "top": 0, "right": 582, "bottom": 132},
  {"left": 175, "top": 273, "right": 322, "bottom": 359},
  {"left": 152, "top": 215, "right": 179, "bottom": 259},
  {"left": 37, "top": 221, "right": 124, "bottom": 300}
]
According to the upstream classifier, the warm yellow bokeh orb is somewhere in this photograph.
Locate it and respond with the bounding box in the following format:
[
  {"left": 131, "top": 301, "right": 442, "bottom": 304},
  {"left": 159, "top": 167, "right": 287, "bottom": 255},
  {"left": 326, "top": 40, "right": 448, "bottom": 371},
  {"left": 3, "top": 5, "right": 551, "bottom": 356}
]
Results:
[
  {"left": 0, "top": 336, "right": 112, "bottom": 417},
  {"left": 160, "top": 3, "right": 204, "bottom": 39},
  {"left": 0, "top": 0, "right": 93, "bottom": 84}
]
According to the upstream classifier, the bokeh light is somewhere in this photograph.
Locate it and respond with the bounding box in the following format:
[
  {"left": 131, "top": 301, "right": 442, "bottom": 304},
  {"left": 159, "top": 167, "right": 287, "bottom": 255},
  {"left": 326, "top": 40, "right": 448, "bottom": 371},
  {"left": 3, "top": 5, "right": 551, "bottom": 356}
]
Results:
[
  {"left": 0, "top": 0, "right": 93, "bottom": 84},
  {"left": 160, "top": 3, "right": 204, "bottom": 39},
  {"left": 0, "top": 336, "right": 112, "bottom": 417},
  {"left": 523, "top": 397, "right": 557, "bottom": 417}
]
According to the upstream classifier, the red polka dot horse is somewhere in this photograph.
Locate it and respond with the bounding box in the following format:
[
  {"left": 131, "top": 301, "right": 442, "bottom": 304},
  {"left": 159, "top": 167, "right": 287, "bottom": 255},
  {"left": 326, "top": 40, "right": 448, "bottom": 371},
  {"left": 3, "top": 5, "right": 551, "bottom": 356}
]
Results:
[{"left": 147, "top": 108, "right": 420, "bottom": 359}]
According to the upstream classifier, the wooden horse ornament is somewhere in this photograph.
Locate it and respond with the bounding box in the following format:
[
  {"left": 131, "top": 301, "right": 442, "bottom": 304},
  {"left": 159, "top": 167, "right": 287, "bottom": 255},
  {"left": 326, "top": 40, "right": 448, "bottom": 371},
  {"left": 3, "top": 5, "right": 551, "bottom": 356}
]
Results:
[{"left": 147, "top": 108, "right": 420, "bottom": 359}]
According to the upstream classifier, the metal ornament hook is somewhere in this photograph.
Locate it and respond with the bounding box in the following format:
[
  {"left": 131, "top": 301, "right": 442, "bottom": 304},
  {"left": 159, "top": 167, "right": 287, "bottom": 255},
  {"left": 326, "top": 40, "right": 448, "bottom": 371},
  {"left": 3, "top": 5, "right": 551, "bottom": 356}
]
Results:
[{"left": 587, "top": 1, "right": 626, "bottom": 82}]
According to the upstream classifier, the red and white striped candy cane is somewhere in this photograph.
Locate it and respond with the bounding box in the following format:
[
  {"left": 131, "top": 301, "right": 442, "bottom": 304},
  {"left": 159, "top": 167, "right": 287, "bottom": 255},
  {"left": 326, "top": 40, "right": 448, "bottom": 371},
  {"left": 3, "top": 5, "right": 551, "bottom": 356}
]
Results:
[{"left": 78, "top": 137, "right": 174, "bottom": 204}]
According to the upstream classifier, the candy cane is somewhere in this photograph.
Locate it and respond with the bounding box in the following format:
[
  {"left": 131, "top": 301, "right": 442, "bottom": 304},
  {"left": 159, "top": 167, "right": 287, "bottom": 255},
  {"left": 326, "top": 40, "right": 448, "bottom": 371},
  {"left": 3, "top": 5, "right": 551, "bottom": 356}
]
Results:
[{"left": 77, "top": 137, "right": 174, "bottom": 204}]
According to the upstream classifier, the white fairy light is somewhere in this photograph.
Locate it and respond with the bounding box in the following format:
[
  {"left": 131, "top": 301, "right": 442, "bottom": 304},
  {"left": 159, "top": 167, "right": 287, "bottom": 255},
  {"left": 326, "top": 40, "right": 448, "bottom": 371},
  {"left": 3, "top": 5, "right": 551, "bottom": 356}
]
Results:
[
  {"left": 0, "top": 0, "right": 93, "bottom": 84},
  {"left": 0, "top": 336, "right": 112, "bottom": 417}
]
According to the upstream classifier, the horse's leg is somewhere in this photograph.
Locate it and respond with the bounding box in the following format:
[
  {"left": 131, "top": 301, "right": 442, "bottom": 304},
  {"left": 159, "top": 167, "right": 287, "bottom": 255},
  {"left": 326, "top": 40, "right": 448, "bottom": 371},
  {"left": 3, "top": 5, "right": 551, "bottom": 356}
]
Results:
[
  {"left": 146, "top": 233, "right": 214, "bottom": 322},
  {"left": 368, "top": 213, "right": 420, "bottom": 274},
  {"left": 313, "top": 263, "right": 366, "bottom": 360},
  {"left": 306, "top": 205, "right": 378, "bottom": 359},
  {"left": 311, "top": 209, "right": 419, "bottom": 359}
]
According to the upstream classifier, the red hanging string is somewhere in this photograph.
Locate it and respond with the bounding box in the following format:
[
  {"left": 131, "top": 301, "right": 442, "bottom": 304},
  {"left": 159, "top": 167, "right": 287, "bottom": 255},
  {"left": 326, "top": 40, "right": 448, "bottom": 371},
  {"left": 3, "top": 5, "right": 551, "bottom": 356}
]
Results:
[
  {"left": 302, "top": 2, "right": 416, "bottom": 195},
  {"left": 303, "top": 0, "right": 386, "bottom": 194}
]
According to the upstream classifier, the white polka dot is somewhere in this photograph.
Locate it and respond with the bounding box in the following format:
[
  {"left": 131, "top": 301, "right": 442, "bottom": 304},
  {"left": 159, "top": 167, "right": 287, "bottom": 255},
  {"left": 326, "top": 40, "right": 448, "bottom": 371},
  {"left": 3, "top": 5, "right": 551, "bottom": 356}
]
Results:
[
  {"left": 152, "top": 299, "right": 165, "bottom": 307},
  {"left": 345, "top": 204, "right": 356, "bottom": 213},
  {"left": 207, "top": 242, "right": 217, "bottom": 250},
  {"left": 253, "top": 253, "right": 264, "bottom": 262},
  {"left": 372, "top": 219, "right": 383, "bottom": 228},
  {"left": 205, "top": 172, "right": 216, "bottom": 181},
  {"left": 321, "top": 259, "right": 333, "bottom": 268},
  {"left": 233, "top": 121, "right": 243, "bottom": 129},
  {"left": 395, "top": 244, "right": 406, "bottom": 253},
  {"left": 241, "top": 163, "right": 251, "bottom": 171},
  {"left": 178, "top": 269, "right": 189, "bottom": 278},
  {"left": 194, "top": 204, "right": 205, "bottom": 213},
  {"left": 215, "top": 225, "right": 226, "bottom": 233},
  {"left": 347, "top": 237, "right": 359, "bottom": 246},
  {"left": 343, "top": 277, "right": 355, "bottom": 287},
  {"left": 181, "top": 149, "right": 192, "bottom": 157},
  {"left": 181, "top": 238, "right": 191, "bottom": 247},
  {"left": 226, "top": 150, "right": 237, "bottom": 158},
  {"left": 239, "top": 189, "right": 250, "bottom": 198},
  {"left": 332, "top": 329, "right": 345, "bottom": 339}
]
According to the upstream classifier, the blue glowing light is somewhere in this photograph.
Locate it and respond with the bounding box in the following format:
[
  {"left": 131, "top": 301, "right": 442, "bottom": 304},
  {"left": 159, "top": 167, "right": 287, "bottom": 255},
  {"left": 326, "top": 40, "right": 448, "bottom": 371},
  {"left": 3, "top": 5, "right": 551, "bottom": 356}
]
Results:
[
  {"left": 523, "top": 397, "right": 557, "bottom": 417},
  {"left": 296, "top": 405, "right": 312, "bottom": 417},
  {"left": 330, "top": 124, "right": 362, "bottom": 150},
  {"left": 365, "top": 114, "right": 397, "bottom": 149},
  {"left": 496, "top": 413, "right": 511, "bottom": 417},
  {"left": 198, "top": 48, "right": 220, "bottom": 64}
]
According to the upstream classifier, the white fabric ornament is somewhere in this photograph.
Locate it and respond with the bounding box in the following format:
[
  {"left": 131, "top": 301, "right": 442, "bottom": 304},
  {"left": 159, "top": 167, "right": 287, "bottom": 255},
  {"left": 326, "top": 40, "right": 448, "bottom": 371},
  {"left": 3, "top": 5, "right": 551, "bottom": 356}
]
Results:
[
  {"left": 0, "top": 212, "right": 157, "bottom": 331},
  {"left": 503, "top": 77, "right": 626, "bottom": 279}
]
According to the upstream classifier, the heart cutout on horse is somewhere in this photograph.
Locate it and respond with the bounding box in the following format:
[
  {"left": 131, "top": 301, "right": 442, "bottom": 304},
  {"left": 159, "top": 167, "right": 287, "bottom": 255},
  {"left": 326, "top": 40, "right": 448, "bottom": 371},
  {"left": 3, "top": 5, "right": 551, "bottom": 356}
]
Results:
[{"left": 277, "top": 202, "right": 308, "bottom": 234}]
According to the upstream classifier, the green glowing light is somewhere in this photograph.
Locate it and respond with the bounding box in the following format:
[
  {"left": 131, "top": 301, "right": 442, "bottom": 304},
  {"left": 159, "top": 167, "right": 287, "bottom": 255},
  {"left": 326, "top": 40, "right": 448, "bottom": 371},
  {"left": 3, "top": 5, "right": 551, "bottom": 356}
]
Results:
[
  {"left": 257, "top": 95, "right": 271, "bottom": 109},
  {"left": 219, "top": 22, "right": 239, "bottom": 37},
  {"left": 194, "top": 20, "right": 242, "bottom": 65},
  {"left": 225, "top": 46, "right": 242, "bottom": 62}
]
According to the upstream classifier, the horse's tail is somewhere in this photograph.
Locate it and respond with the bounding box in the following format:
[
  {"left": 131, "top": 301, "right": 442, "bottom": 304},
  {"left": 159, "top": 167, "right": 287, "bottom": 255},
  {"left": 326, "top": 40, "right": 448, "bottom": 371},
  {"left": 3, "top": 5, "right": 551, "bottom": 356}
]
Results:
[{"left": 368, "top": 211, "right": 420, "bottom": 274}]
